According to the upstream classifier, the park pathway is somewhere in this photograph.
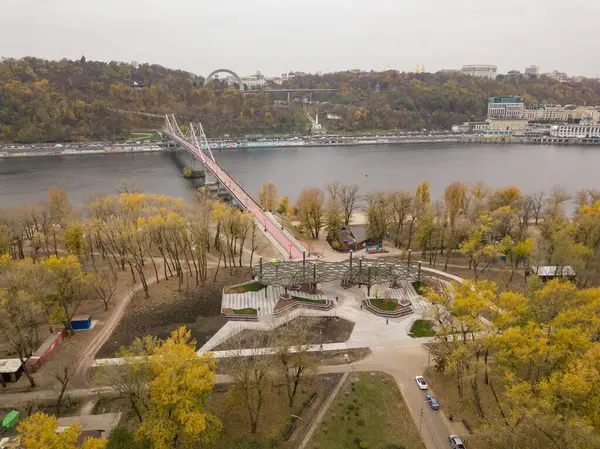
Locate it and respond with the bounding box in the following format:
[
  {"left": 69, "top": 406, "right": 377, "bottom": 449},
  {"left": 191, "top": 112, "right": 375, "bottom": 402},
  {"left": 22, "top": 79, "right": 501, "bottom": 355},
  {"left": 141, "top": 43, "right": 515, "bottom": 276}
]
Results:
[{"left": 298, "top": 372, "right": 349, "bottom": 449}]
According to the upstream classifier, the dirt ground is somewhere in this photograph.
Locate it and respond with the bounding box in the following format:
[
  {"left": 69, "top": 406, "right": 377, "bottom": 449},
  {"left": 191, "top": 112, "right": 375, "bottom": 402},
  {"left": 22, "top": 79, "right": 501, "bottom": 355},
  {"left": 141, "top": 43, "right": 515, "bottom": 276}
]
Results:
[
  {"left": 206, "top": 373, "right": 343, "bottom": 448},
  {"left": 424, "top": 366, "right": 508, "bottom": 448},
  {"left": 97, "top": 267, "right": 252, "bottom": 357},
  {"left": 212, "top": 317, "right": 355, "bottom": 351}
]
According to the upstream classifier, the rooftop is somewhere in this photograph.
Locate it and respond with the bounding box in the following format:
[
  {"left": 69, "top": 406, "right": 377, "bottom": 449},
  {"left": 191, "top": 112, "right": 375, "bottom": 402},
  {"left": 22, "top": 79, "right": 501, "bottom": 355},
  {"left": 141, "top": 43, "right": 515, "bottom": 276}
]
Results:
[
  {"left": 0, "top": 359, "right": 22, "bottom": 374},
  {"left": 489, "top": 96, "right": 524, "bottom": 104},
  {"left": 532, "top": 266, "right": 576, "bottom": 277}
]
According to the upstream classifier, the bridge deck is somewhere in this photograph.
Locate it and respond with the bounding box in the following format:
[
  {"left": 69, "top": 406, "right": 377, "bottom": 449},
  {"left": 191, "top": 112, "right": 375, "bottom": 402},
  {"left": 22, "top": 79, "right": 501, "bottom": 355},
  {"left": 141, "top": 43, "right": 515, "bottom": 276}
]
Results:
[{"left": 163, "top": 128, "right": 306, "bottom": 260}]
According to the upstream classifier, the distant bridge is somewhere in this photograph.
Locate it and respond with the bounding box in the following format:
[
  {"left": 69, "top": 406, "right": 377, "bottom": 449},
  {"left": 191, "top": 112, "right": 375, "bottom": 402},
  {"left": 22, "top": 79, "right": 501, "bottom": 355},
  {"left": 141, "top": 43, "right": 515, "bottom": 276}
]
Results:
[{"left": 161, "top": 115, "right": 306, "bottom": 260}]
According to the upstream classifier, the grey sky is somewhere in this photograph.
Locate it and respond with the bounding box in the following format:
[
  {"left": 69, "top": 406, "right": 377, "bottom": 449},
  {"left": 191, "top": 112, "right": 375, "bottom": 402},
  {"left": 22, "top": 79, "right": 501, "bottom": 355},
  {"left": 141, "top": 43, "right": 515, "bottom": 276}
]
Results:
[{"left": 3, "top": 0, "right": 600, "bottom": 78}]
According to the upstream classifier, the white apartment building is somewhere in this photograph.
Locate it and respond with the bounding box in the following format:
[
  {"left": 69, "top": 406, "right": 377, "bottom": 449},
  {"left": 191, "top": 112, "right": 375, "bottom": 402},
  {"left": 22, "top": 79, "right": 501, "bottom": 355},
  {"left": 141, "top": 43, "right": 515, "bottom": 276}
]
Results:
[
  {"left": 551, "top": 124, "right": 600, "bottom": 138},
  {"left": 461, "top": 65, "right": 498, "bottom": 80}
]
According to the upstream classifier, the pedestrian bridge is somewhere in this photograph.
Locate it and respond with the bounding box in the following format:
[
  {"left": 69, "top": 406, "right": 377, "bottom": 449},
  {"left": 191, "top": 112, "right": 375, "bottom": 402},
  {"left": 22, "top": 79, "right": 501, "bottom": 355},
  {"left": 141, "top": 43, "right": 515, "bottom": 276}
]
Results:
[{"left": 161, "top": 114, "right": 306, "bottom": 260}]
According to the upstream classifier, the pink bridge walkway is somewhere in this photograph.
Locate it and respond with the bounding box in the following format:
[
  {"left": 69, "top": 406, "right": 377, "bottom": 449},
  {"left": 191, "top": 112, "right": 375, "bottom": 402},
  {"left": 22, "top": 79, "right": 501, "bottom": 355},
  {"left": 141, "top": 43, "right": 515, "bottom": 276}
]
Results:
[{"left": 162, "top": 115, "right": 306, "bottom": 260}]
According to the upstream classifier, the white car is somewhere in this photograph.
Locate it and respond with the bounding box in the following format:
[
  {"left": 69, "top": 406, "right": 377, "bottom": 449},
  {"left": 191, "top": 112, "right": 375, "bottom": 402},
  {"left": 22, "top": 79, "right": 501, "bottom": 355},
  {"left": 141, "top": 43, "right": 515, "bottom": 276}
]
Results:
[
  {"left": 415, "top": 375, "right": 428, "bottom": 390},
  {"left": 449, "top": 435, "right": 466, "bottom": 449}
]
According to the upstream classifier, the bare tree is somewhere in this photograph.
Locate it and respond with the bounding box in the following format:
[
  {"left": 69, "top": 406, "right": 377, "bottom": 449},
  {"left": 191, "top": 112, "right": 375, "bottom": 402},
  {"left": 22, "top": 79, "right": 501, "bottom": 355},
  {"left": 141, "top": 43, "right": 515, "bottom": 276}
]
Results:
[
  {"left": 93, "top": 269, "right": 118, "bottom": 310},
  {"left": 340, "top": 183, "right": 360, "bottom": 225},
  {"left": 529, "top": 192, "right": 545, "bottom": 224},
  {"left": 48, "top": 349, "right": 78, "bottom": 417},
  {"left": 272, "top": 318, "right": 316, "bottom": 407},
  {"left": 326, "top": 181, "right": 341, "bottom": 202},
  {"left": 227, "top": 334, "right": 272, "bottom": 434},
  {"left": 544, "top": 186, "right": 571, "bottom": 219}
]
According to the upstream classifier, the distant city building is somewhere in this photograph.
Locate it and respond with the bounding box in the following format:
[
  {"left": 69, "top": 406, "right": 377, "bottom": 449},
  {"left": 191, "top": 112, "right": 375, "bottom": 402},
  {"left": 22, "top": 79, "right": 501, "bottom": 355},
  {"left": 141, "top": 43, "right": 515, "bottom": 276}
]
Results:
[
  {"left": 487, "top": 119, "right": 529, "bottom": 131},
  {"left": 466, "top": 121, "right": 490, "bottom": 131},
  {"left": 224, "top": 70, "right": 266, "bottom": 89},
  {"left": 525, "top": 65, "right": 539, "bottom": 78},
  {"left": 487, "top": 96, "right": 525, "bottom": 120},
  {"left": 523, "top": 105, "right": 569, "bottom": 122},
  {"left": 461, "top": 64, "right": 497, "bottom": 80},
  {"left": 281, "top": 72, "right": 297, "bottom": 81},
  {"left": 327, "top": 113, "right": 342, "bottom": 120},
  {"left": 452, "top": 124, "right": 470, "bottom": 132},
  {"left": 550, "top": 124, "right": 600, "bottom": 138},
  {"left": 507, "top": 70, "right": 521, "bottom": 77},
  {"left": 569, "top": 106, "right": 600, "bottom": 122},
  {"left": 546, "top": 70, "right": 568, "bottom": 83},
  {"left": 271, "top": 77, "right": 283, "bottom": 85}
]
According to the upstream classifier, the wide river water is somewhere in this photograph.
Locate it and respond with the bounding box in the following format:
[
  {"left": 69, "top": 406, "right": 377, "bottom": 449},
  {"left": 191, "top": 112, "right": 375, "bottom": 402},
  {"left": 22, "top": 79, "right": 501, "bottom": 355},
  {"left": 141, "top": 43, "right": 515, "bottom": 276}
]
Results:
[{"left": 1, "top": 143, "right": 599, "bottom": 208}]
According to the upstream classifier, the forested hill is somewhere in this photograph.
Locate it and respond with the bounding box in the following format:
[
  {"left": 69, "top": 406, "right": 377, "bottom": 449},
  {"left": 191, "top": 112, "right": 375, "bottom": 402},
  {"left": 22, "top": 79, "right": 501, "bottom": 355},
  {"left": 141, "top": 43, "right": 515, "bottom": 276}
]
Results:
[{"left": 2, "top": 56, "right": 600, "bottom": 143}]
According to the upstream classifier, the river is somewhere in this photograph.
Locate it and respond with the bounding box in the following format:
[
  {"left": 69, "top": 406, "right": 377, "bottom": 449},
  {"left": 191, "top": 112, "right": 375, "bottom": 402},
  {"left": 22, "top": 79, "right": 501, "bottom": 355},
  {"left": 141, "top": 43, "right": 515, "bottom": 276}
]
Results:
[{"left": 1, "top": 143, "right": 599, "bottom": 208}]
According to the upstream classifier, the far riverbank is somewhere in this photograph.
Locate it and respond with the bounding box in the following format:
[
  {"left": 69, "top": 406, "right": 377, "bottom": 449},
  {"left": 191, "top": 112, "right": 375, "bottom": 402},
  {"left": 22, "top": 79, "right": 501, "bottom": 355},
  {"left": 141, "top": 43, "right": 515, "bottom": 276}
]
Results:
[{"left": 3, "top": 132, "right": 600, "bottom": 160}]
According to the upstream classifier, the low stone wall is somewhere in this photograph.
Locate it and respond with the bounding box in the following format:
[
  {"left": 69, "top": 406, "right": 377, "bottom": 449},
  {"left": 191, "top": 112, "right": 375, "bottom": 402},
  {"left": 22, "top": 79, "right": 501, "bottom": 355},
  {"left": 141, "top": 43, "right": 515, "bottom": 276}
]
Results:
[
  {"left": 273, "top": 299, "right": 334, "bottom": 316},
  {"left": 362, "top": 299, "right": 413, "bottom": 318}
]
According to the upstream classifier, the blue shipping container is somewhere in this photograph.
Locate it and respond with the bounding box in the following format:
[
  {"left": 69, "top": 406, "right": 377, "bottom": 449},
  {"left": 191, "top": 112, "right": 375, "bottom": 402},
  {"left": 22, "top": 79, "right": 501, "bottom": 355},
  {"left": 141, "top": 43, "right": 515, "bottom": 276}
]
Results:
[{"left": 71, "top": 315, "right": 92, "bottom": 330}]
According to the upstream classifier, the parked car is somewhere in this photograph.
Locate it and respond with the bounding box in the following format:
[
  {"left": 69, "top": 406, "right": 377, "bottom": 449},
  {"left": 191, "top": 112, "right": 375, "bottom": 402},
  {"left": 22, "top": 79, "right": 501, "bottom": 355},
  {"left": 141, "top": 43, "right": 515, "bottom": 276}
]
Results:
[
  {"left": 426, "top": 393, "right": 440, "bottom": 410},
  {"left": 449, "top": 434, "right": 466, "bottom": 449},
  {"left": 415, "top": 375, "right": 428, "bottom": 390}
]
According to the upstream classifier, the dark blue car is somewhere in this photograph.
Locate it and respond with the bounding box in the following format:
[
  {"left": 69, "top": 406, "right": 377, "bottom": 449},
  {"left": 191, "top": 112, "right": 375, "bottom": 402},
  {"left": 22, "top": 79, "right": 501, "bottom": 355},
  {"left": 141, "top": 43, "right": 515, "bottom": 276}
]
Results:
[{"left": 426, "top": 394, "right": 440, "bottom": 410}]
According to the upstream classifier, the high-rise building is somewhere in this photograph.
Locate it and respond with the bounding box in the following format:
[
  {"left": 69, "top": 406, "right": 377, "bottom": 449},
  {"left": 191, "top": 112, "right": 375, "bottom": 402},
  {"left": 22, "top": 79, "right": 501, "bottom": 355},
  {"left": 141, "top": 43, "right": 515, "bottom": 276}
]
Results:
[
  {"left": 461, "top": 65, "right": 497, "bottom": 80},
  {"left": 487, "top": 96, "right": 525, "bottom": 119}
]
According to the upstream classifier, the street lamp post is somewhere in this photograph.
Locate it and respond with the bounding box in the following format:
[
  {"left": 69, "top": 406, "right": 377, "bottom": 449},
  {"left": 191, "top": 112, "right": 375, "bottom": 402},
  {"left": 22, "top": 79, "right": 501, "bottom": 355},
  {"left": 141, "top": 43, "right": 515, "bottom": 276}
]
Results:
[{"left": 419, "top": 400, "right": 426, "bottom": 436}]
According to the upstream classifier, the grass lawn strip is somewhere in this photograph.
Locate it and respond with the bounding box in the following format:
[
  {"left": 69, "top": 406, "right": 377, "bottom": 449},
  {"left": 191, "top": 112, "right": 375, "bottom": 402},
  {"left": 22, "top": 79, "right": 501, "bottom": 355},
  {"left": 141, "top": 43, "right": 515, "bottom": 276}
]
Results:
[
  {"left": 233, "top": 308, "right": 257, "bottom": 315},
  {"left": 370, "top": 298, "right": 399, "bottom": 311},
  {"left": 291, "top": 296, "right": 327, "bottom": 305},
  {"left": 410, "top": 319, "right": 435, "bottom": 337},
  {"left": 227, "top": 282, "right": 266, "bottom": 293},
  {"left": 310, "top": 372, "right": 426, "bottom": 449}
]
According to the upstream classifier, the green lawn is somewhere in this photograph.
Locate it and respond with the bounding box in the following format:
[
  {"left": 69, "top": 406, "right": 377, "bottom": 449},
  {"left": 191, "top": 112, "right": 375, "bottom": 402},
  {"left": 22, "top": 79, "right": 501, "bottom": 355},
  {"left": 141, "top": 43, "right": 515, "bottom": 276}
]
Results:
[
  {"left": 410, "top": 320, "right": 435, "bottom": 338},
  {"left": 370, "top": 298, "right": 398, "bottom": 311},
  {"left": 412, "top": 281, "right": 427, "bottom": 295},
  {"left": 227, "top": 282, "right": 266, "bottom": 293},
  {"left": 310, "top": 373, "right": 426, "bottom": 449},
  {"left": 292, "top": 296, "right": 327, "bottom": 305},
  {"left": 233, "top": 308, "right": 257, "bottom": 315}
]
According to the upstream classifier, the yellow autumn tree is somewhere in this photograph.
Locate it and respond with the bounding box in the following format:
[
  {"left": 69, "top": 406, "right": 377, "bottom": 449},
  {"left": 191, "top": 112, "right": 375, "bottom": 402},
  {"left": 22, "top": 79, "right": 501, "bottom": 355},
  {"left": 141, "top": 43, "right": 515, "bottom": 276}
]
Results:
[
  {"left": 258, "top": 181, "right": 278, "bottom": 211},
  {"left": 136, "top": 327, "right": 222, "bottom": 449},
  {"left": 40, "top": 255, "right": 90, "bottom": 333},
  {"left": 17, "top": 413, "right": 106, "bottom": 449}
]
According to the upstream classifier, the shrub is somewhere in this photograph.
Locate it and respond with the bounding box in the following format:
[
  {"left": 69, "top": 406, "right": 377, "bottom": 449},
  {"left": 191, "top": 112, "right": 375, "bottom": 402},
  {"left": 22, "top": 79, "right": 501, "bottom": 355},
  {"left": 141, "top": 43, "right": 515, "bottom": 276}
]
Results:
[
  {"left": 330, "top": 240, "right": 342, "bottom": 251},
  {"left": 359, "top": 442, "right": 369, "bottom": 449},
  {"left": 107, "top": 427, "right": 150, "bottom": 449}
]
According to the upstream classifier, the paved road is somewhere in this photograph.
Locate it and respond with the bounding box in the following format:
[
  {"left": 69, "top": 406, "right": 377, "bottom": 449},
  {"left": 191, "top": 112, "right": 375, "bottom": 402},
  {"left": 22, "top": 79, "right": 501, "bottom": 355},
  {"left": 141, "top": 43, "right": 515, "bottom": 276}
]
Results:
[{"left": 320, "top": 346, "right": 453, "bottom": 449}]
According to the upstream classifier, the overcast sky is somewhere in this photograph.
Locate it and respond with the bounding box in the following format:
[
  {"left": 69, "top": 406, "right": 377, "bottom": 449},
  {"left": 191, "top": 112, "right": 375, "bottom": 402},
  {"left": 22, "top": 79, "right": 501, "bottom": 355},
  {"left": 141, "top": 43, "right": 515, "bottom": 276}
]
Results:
[{"left": 3, "top": 0, "right": 600, "bottom": 78}]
